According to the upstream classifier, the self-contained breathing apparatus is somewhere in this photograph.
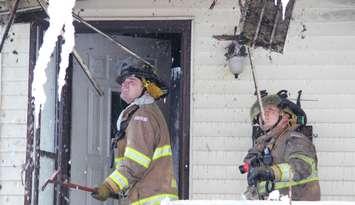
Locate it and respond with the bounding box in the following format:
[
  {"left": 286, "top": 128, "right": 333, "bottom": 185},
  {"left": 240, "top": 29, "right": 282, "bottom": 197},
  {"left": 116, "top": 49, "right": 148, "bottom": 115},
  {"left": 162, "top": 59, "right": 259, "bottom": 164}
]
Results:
[
  {"left": 249, "top": 89, "right": 312, "bottom": 144},
  {"left": 239, "top": 90, "right": 314, "bottom": 198}
]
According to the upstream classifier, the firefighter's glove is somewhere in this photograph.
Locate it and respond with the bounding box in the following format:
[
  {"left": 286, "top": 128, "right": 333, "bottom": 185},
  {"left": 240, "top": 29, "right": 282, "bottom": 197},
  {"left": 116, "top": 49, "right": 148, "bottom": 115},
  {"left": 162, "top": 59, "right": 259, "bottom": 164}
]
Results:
[
  {"left": 247, "top": 166, "right": 275, "bottom": 186},
  {"left": 91, "top": 183, "right": 112, "bottom": 201},
  {"left": 244, "top": 148, "right": 262, "bottom": 166}
]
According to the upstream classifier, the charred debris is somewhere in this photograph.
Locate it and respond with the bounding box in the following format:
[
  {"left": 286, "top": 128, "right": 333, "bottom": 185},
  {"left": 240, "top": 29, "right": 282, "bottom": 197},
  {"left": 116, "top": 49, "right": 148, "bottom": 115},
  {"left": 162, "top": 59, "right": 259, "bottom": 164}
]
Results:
[{"left": 214, "top": 0, "right": 296, "bottom": 53}]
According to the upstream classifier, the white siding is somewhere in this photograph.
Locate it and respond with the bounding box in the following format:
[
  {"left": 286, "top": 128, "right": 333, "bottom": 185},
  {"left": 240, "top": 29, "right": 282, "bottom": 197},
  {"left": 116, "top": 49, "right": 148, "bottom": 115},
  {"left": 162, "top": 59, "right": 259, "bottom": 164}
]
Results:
[
  {"left": 73, "top": 0, "right": 355, "bottom": 201},
  {"left": 0, "top": 23, "right": 30, "bottom": 204}
]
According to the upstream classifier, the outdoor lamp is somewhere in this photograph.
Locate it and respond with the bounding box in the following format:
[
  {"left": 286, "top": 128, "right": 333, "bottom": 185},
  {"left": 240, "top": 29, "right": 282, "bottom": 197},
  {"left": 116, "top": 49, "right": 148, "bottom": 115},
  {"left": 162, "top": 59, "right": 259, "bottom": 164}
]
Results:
[{"left": 225, "top": 41, "right": 248, "bottom": 79}]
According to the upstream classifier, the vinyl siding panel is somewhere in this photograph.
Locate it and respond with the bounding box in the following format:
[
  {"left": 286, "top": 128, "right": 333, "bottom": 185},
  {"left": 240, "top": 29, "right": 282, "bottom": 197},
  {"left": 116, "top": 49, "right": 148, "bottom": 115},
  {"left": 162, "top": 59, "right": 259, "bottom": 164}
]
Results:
[
  {"left": 0, "top": 196, "right": 26, "bottom": 205},
  {"left": 0, "top": 23, "right": 30, "bottom": 205},
  {"left": 0, "top": 138, "right": 27, "bottom": 152},
  {"left": 195, "top": 0, "right": 355, "bottom": 198},
  {"left": 1, "top": 81, "right": 28, "bottom": 96},
  {"left": 73, "top": 0, "right": 355, "bottom": 201},
  {"left": 193, "top": 108, "right": 355, "bottom": 124}
]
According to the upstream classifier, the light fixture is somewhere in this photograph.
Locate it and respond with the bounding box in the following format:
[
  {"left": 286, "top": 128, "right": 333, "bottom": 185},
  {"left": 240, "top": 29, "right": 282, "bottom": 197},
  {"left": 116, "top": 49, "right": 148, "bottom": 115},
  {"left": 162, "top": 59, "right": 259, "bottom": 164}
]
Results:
[{"left": 225, "top": 41, "right": 248, "bottom": 79}]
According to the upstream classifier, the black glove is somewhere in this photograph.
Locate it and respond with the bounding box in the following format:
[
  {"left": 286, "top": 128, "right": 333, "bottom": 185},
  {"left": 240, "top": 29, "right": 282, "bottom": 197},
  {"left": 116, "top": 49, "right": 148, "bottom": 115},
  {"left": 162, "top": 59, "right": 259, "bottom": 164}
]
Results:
[
  {"left": 247, "top": 166, "right": 275, "bottom": 186},
  {"left": 243, "top": 148, "right": 262, "bottom": 167}
]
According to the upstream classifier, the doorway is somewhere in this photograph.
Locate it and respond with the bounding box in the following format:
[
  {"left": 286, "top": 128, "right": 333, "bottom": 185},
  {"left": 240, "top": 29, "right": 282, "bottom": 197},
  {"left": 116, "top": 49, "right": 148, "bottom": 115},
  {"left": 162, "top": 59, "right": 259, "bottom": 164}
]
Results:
[{"left": 63, "top": 20, "right": 191, "bottom": 204}]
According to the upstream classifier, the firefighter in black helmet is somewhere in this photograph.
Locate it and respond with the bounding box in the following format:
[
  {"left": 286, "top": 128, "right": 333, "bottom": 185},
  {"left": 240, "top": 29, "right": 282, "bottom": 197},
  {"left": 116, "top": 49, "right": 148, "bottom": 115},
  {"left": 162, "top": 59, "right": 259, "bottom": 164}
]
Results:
[
  {"left": 243, "top": 90, "right": 320, "bottom": 200},
  {"left": 116, "top": 65, "right": 168, "bottom": 100},
  {"left": 91, "top": 65, "right": 178, "bottom": 204}
]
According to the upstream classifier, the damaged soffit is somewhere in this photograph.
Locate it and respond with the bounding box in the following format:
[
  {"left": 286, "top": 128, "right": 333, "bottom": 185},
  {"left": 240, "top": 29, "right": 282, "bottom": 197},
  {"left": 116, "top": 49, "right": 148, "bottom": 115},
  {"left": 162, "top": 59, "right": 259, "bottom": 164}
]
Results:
[
  {"left": 0, "top": 0, "right": 40, "bottom": 13},
  {"left": 0, "top": 0, "right": 88, "bottom": 12},
  {"left": 241, "top": 0, "right": 295, "bottom": 53},
  {"left": 215, "top": 0, "right": 296, "bottom": 53}
]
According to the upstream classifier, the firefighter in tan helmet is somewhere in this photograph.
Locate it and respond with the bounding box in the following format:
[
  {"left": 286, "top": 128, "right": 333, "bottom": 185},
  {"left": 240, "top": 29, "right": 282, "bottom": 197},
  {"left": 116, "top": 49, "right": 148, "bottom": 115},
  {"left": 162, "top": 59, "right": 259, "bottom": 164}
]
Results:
[
  {"left": 243, "top": 90, "right": 320, "bottom": 200},
  {"left": 91, "top": 65, "right": 178, "bottom": 204}
]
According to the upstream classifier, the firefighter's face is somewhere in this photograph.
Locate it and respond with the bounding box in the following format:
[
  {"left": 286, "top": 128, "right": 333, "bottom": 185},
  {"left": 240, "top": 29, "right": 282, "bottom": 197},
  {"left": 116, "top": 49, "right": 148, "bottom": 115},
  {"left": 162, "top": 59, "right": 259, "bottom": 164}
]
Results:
[
  {"left": 259, "top": 104, "right": 282, "bottom": 131},
  {"left": 120, "top": 75, "right": 144, "bottom": 103}
]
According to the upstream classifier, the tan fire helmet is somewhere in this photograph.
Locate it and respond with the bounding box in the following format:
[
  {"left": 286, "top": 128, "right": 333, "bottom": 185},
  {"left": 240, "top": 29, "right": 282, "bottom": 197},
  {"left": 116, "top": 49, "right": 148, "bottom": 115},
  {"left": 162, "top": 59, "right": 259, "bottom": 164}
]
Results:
[{"left": 250, "top": 93, "right": 307, "bottom": 128}]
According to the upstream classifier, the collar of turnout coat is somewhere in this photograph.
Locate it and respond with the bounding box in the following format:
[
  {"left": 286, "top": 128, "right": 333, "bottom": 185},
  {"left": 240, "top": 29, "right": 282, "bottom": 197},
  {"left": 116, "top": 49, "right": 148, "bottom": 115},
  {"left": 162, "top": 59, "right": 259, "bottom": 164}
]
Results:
[{"left": 116, "top": 93, "right": 155, "bottom": 131}]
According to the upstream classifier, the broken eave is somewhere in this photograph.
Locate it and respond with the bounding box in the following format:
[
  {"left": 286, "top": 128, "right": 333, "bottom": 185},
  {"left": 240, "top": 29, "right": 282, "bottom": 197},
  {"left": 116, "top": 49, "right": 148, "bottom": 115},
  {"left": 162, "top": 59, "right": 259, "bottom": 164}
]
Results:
[
  {"left": 0, "top": 0, "right": 40, "bottom": 13},
  {"left": 0, "top": 0, "right": 46, "bottom": 23},
  {"left": 214, "top": 0, "right": 296, "bottom": 53}
]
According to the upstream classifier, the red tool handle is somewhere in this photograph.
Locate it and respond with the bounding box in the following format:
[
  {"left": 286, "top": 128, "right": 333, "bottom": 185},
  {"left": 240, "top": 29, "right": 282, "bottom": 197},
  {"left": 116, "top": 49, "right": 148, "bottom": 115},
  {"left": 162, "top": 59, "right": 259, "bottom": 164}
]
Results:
[
  {"left": 45, "top": 180, "right": 121, "bottom": 199},
  {"left": 62, "top": 182, "right": 96, "bottom": 192}
]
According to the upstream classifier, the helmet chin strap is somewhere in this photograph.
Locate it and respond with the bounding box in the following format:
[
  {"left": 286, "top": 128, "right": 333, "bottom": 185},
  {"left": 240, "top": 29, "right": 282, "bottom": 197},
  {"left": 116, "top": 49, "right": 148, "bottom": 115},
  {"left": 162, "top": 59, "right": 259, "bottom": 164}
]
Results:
[
  {"left": 138, "top": 87, "right": 147, "bottom": 98},
  {"left": 137, "top": 77, "right": 147, "bottom": 98},
  {"left": 262, "top": 114, "right": 283, "bottom": 134}
]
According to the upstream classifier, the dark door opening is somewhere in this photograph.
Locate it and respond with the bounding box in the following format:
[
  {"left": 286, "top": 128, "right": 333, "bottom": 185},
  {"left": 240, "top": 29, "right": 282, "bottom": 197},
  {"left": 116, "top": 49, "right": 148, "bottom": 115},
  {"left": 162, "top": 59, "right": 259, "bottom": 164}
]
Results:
[{"left": 60, "top": 20, "right": 191, "bottom": 204}]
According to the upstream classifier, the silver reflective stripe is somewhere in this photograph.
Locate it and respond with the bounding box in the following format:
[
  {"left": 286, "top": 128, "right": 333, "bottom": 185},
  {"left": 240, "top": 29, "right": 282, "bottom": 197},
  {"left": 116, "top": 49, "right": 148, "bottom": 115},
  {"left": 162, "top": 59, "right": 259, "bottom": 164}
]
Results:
[
  {"left": 275, "top": 163, "right": 292, "bottom": 181},
  {"left": 258, "top": 177, "right": 319, "bottom": 194},
  {"left": 108, "top": 170, "right": 129, "bottom": 190},
  {"left": 153, "top": 145, "right": 172, "bottom": 161},
  {"left": 275, "top": 177, "right": 319, "bottom": 190},
  {"left": 258, "top": 154, "right": 319, "bottom": 194},
  {"left": 115, "top": 157, "right": 123, "bottom": 169},
  {"left": 124, "top": 147, "right": 151, "bottom": 168}
]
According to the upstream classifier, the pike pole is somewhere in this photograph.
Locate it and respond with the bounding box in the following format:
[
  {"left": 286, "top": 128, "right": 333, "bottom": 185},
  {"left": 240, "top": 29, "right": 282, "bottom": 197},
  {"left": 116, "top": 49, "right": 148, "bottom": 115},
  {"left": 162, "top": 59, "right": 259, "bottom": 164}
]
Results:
[{"left": 247, "top": 47, "right": 265, "bottom": 122}]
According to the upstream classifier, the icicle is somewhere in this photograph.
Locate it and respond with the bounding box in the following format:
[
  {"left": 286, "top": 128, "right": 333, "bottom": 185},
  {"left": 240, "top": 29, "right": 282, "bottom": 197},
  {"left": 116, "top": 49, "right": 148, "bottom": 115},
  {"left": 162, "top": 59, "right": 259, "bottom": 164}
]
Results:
[
  {"left": 275, "top": 0, "right": 291, "bottom": 20},
  {"left": 32, "top": 0, "right": 76, "bottom": 127},
  {"left": 281, "top": 0, "right": 290, "bottom": 20},
  {"left": 58, "top": 1, "right": 76, "bottom": 98}
]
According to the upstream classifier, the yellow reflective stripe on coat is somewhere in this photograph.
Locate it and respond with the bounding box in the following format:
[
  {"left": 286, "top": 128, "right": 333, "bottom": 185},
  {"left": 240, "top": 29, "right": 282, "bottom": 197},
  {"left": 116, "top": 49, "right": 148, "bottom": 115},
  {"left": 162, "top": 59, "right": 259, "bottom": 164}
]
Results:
[
  {"left": 258, "top": 176, "right": 319, "bottom": 194},
  {"left": 257, "top": 153, "right": 319, "bottom": 194},
  {"left": 153, "top": 145, "right": 172, "bottom": 160},
  {"left": 273, "top": 163, "right": 292, "bottom": 181},
  {"left": 108, "top": 170, "right": 129, "bottom": 190},
  {"left": 289, "top": 153, "right": 318, "bottom": 172},
  {"left": 124, "top": 147, "right": 151, "bottom": 168},
  {"left": 131, "top": 194, "right": 178, "bottom": 205},
  {"left": 171, "top": 178, "right": 177, "bottom": 189},
  {"left": 115, "top": 157, "right": 124, "bottom": 169}
]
